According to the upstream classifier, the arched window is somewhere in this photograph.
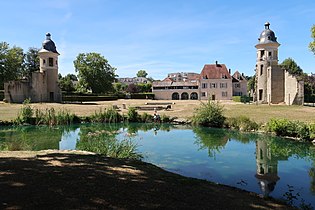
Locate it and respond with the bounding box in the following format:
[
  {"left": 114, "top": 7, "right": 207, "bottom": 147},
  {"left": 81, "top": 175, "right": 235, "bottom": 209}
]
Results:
[
  {"left": 172, "top": 92, "right": 179, "bottom": 100},
  {"left": 181, "top": 92, "right": 189, "bottom": 100},
  {"left": 190, "top": 92, "right": 198, "bottom": 100}
]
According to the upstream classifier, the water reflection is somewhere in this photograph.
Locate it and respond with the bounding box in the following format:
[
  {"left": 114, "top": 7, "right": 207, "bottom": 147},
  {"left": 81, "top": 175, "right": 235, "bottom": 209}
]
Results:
[
  {"left": 0, "top": 124, "right": 314, "bottom": 207},
  {"left": 255, "top": 140, "right": 280, "bottom": 197}
]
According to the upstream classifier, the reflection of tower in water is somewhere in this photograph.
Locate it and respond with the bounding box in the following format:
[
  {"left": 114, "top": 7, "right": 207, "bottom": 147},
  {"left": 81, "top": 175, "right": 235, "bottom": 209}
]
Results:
[{"left": 255, "top": 140, "right": 280, "bottom": 197}]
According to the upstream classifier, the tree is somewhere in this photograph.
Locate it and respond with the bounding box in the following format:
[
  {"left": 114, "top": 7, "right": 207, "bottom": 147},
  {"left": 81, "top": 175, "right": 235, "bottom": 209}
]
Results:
[
  {"left": 309, "top": 24, "right": 315, "bottom": 55},
  {"left": 136, "top": 70, "right": 148, "bottom": 78},
  {"left": 0, "top": 42, "right": 24, "bottom": 89},
  {"left": 59, "top": 74, "right": 77, "bottom": 92},
  {"left": 74, "top": 53, "right": 116, "bottom": 94},
  {"left": 246, "top": 75, "right": 255, "bottom": 93},
  {"left": 280, "top": 58, "right": 303, "bottom": 76},
  {"left": 126, "top": 83, "right": 139, "bottom": 93},
  {"left": 24, "top": 47, "right": 39, "bottom": 78}
]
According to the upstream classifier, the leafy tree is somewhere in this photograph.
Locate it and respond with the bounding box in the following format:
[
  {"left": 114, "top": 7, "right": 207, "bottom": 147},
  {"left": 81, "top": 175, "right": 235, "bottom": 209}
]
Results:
[
  {"left": 0, "top": 42, "right": 24, "bottom": 89},
  {"left": 24, "top": 47, "right": 39, "bottom": 78},
  {"left": 280, "top": 58, "right": 303, "bottom": 76},
  {"left": 246, "top": 75, "right": 255, "bottom": 93},
  {"left": 59, "top": 74, "right": 77, "bottom": 92},
  {"left": 74, "top": 53, "right": 116, "bottom": 94},
  {"left": 137, "top": 83, "right": 152, "bottom": 92},
  {"left": 126, "top": 83, "right": 139, "bottom": 93},
  {"left": 136, "top": 69, "right": 148, "bottom": 78},
  {"left": 309, "top": 24, "right": 315, "bottom": 55}
]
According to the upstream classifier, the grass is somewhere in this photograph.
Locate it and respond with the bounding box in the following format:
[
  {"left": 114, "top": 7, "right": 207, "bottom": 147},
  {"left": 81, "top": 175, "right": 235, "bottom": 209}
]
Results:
[{"left": 1, "top": 99, "right": 315, "bottom": 124}]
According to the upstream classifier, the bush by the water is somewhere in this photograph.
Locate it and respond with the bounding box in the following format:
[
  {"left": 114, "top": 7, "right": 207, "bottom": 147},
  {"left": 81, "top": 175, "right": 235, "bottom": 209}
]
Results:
[
  {"left": 192, "top": 100, "right": 226, "bottom": 128},
  {"left": 225, "top": 116, "right": 259, "bottom": 131},
  {"left": 90, "top": 107, "right": 122, "bottom": 123},
  {"left": 34, "top": 108, "right": 78, "bottom": 126},
  {"left": 267, "top": 118, "right": 312, "bottom": 141},
  {"left": 77, "top": 130, "right": 142, "bottom": 160},
  {"left": 127, "top": 107, "right": 140, "bottom": 122},
  {"left": 15, "top": 99, "right": 34, "bottom": 124}
]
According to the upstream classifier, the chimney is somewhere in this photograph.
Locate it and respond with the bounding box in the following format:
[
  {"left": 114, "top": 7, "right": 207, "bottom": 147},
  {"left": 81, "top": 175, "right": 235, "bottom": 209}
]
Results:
[
  {"left": 242, "top": 73, "right": 244, "bottom": 77},
  {"left": 215, "top": 61, "right": 218, "bottom": 66},
  {"left": 229, "top": 69, "right": 231, "bottom": 74}
]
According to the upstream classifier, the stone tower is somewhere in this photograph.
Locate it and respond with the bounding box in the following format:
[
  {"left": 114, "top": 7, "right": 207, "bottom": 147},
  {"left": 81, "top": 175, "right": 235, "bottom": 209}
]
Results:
[
  {"left": 38, "top": 33, "right": 61, "bottom": 102},
  {"left": 255, "top": 22, "right": 284, "bottom": 104}
]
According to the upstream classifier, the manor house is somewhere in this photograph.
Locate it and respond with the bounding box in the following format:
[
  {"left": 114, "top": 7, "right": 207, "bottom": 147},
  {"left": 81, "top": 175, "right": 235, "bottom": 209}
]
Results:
[
  {"left": 4, "top": 33, "right": 61, "bottom": 103},
  {"left": 254, "top": 22, "right": 304, "bottom": 105},
  {"left": 152, "top": 61, "right": 247, "bottom": 100}
]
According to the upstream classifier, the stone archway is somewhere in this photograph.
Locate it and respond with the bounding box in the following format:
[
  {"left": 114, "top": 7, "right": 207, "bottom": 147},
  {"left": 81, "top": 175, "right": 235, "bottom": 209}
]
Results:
[
  {"left": 172, "top": 92, "right": 179, "bottom": 100},
  {"left": 181, "top": 92, "right": 189, "bottom": 100},
  {"left": 190, "top": 92, "right": 198, "bottom": 100}
]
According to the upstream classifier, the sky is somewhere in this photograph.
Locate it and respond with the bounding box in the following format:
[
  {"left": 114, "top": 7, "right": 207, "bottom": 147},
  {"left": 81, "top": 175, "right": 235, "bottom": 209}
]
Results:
[{"left": 1, "top": 0, "right": 315, "bottom": 80}]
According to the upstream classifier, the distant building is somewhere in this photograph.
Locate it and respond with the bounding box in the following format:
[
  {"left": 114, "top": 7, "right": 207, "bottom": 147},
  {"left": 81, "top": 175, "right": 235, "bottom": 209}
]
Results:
[
  {"left": 117, "top": 77, "right": 148, "bottom": 85},
  {"left": 152, "top": 62, "right": 247, "bottom": 100},
  {"left": 4, "top": 33, "right": 61, "bottom": 103},
  {"left": 254, "top": 22, "right": 304, "bottom": 105},
  {"left": 232, "top": 71, "right": 248, "bottom": 96}
]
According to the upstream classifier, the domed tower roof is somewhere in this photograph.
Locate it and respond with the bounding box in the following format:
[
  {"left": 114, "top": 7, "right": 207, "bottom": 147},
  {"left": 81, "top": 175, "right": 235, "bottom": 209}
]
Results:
[
  {"left": 41, "top": 33, "right": 59, "bottom": 54},
  {"left": 257, "top": 22, "right": 279, "bottom": 44}
]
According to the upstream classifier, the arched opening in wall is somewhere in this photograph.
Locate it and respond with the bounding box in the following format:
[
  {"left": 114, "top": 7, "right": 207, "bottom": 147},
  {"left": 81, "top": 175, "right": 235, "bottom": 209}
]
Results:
[
  {"left": 181, "top": 92, "right": 189, "bottom": 100},
  {"left": 190, "top": 92, "right": 198, "bottom": 100},
  {"left": 172, "top": 92, "right": 179, "bottom": 100}
]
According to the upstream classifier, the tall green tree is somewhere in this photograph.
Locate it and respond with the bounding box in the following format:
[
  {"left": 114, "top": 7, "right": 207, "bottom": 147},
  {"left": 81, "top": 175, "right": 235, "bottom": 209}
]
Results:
[
  {"left": 136, "top": 69, "right": 148, "bottom": 78},
  {"left": 309, "top": 24, "right": 315, "bottom": 55},
  {"left": 0, "top": 42, "right": 24, "bottom": 89},
  {"left": 246, "top": 75, "right": 255, "bottom": 93},
  {"left": 59, "top": 74, "right": 77, "bottom": 92},
  {"left": 280, "top": 58, "right": 303, "bottom": 76},
  {"left": 24, "top": 47, "right": 40, "bottom": 78},
  {"left": 74, "top": 53, "right": 116, "bottom": 94}
]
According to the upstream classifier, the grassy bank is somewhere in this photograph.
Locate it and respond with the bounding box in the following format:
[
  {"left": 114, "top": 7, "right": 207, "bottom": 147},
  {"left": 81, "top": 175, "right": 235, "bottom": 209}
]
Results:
[{"left": 1, "top": 100, "right": 315, "bottom": 124}]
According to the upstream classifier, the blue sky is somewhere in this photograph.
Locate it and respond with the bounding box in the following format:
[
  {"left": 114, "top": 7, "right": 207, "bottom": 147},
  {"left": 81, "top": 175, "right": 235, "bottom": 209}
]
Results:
[{"left": 1, "top": 0, "right": 315, "bottom": 79}]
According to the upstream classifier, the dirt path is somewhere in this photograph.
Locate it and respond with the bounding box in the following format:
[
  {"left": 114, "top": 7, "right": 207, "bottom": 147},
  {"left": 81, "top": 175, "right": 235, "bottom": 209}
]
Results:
[{"left": 0, "top": 151, "right": 295, "bottom": 210}]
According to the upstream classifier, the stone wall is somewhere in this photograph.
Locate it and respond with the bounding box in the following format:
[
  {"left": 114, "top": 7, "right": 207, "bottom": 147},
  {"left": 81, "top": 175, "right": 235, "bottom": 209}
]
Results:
[
  {"left": 284, "top": 71, "right": 304, "bottom": 105},
  {"left": 4, "top": 80, "right": 31, "bottom": 103}
]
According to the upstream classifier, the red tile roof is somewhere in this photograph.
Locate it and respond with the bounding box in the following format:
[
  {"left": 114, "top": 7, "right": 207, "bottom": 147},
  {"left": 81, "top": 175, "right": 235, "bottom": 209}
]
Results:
[{"left": 200, "top": 64, "right": 231, "bottom": 79}]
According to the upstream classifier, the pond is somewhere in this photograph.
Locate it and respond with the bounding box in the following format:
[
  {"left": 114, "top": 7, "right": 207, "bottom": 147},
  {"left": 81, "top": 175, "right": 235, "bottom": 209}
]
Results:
[{"left": 0, "top": 123, "right": 314, "bottom": 208}]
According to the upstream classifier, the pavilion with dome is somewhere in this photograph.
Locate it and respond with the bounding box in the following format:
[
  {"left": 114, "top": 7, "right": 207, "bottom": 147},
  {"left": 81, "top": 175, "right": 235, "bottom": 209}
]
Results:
[{"left": 4, "top": 33, "right": 62, "bottom": 103}]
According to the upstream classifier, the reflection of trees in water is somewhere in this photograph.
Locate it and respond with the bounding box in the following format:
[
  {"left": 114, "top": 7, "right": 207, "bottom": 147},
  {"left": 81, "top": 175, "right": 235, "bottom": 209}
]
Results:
[
  {"left": 193, "top": 127, "right": 258, "bottom": 158},
  {"left": 193, "top": 127, "right": 230, "bottom": 158},
  {"left": 0, "top": 126, "right": 64, "bottom": 151},
  {"left": 122, "top": 123, "right": 174, "bottom": 135}
]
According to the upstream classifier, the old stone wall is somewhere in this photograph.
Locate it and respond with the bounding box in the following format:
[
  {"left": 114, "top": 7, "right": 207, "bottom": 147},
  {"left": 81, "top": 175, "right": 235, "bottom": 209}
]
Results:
[
  {"left": 284, "top": 71, "right": 304, "bottom": 105},
  {"left": 4, "top": 80, "right": 31, "bottom": 103}
]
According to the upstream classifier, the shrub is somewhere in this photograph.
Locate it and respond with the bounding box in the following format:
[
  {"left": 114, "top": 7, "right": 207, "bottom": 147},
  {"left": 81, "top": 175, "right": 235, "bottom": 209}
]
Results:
[
  {"left": 191, "top": 100, "right": 226, "bottom": 128},
  {"left": 140, "top": 112, "right": 153, "bottom": 123},
  {"left": 309, "top": 123, "right": 315, "bottom": 139},
  {"left": 226, "top": 116, "right": 259, "bottom": 131},
  {"left": 15, "top": 98, "right": 33, "bottom": 124},
  {"left": 127, "top": 107, "right": 139, "bottom": 122},
  {"left": 77, "top": 130, "right": 142, "bottom": 160},
  {"left": 35, "top": 108, "right": 77, "bottom": 126},
  {"left": 267, "top": 119, "right": 311, "bottom": 140},
  {"left": 90, "top": 107, "right": 122, "bottom": 123}
]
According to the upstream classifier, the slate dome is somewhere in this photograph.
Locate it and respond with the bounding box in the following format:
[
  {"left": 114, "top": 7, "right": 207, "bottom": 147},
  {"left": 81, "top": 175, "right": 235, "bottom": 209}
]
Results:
[
  {"left": 258, "top": 22, "right": 278, "bottom": 44},
  {"left": 42, "top": 33, "right": 59, "bottom": 54}
]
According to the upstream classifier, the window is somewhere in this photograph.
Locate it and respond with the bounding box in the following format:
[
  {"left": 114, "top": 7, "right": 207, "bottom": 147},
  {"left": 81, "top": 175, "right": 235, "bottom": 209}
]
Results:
[
  {"left": 202, "top": 83, "right": 208, "bottom": 89},
  {"left": 48, "top": 57, "right": 54, "bottom": 67},
  {"left": 210, "top": 83, "right": 217, "bottom": 88},
  {"left": 201, "top": 92, "right": 206, "bottom": 97},
  {"left": 260, "top": 65, "right": 263, "bottom": 75},
  {"left": 43, "top": 59, "right": 46, "bottom": 64},
  {"left": 234, "top": 83, "right": 240, "bottom": 88},
  {"left": 220, "top": 83, "right": 227, "bottom": 88},
  {"left": 268, "top": 51, "right": 272, "bottom": 57},
  {"left": 222, "top": 92, "right": 228, "bottom": 97}
]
